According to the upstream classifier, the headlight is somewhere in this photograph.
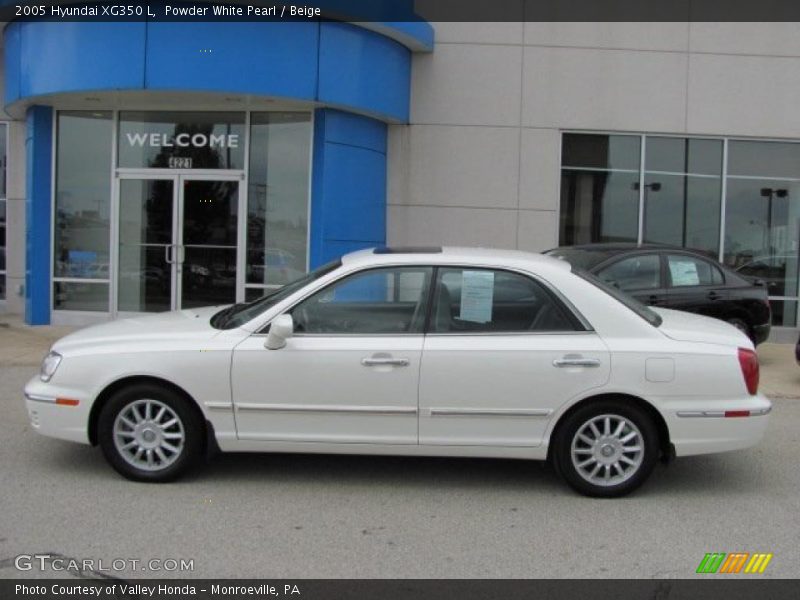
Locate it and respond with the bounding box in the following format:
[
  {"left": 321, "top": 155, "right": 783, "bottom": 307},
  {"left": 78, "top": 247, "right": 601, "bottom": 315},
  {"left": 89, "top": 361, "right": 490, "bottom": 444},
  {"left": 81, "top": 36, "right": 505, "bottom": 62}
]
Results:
[{"left": 40, "top": 351, "right": 62, "bottom": 382}]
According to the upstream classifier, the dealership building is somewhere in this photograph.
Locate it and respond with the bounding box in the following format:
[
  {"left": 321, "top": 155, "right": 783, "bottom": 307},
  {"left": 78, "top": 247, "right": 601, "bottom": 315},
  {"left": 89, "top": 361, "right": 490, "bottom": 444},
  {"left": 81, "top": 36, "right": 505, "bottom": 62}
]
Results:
[{"left": 0, "top": 15, "right": 799, "bottom": 341}]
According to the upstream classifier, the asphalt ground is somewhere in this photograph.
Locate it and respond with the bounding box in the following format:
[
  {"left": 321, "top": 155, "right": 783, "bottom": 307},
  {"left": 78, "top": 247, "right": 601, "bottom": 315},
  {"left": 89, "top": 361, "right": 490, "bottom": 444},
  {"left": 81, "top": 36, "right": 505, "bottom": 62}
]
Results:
[{"left": 1, "top": 364, "right": 798, "bottom": 580}]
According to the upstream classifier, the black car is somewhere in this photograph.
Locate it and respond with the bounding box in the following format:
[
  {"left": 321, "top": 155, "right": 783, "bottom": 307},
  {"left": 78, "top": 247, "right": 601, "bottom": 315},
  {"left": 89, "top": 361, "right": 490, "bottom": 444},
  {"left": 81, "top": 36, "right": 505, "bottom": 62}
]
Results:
[{"left": 545, "top": 244, "right": 771, "bottom": 345}]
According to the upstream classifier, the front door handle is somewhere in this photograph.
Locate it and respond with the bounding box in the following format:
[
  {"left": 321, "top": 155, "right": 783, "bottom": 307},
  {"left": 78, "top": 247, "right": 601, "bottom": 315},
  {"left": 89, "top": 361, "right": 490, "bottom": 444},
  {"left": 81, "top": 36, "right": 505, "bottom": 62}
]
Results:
[
  {"left": 553, "top": 356, "right": 602, "bottom": 368},
  {"left": 707, "top": 291, "right": 719, "bottom": 300},
  {"left": 165, "top": 245, "right": 175, "bottom": 264},
  {"left": 361, "top": 356, "right": 410, "bottom": 367}
]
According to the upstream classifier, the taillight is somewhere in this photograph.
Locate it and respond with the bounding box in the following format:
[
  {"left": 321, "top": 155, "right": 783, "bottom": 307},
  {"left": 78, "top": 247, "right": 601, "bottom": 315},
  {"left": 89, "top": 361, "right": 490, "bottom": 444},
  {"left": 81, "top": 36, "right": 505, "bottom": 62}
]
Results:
[{"left": 737, "top": 348, "right": 759, "bottom": 395}]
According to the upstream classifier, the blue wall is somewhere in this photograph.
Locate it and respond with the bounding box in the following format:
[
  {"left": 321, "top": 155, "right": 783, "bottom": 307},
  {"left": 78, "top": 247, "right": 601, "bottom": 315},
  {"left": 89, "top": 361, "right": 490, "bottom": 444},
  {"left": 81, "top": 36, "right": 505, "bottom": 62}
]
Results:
[
  {"left": 5, "top": 20, "right": 416, "bottom": 123},
  {"left": 4, "top": 18, "right": 422, "bottom": 321},
  {"left": 310, "top": 109, "right": 387, "bottom": 267},
  {"left": 25, "top": 106, "right": 52, "bottom": 326}
]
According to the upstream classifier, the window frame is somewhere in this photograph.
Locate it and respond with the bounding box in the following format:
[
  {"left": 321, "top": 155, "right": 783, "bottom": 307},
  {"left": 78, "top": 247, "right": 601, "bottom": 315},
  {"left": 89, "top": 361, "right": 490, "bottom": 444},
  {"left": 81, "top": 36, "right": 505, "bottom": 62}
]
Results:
[
  {"left": 425, "top": 265, "right": 590, "bottom": 336},
  {"left": 286, "top": 265, "right": 436, "bottom": 337},
  {"left": 266, "top": 264, "right": 593, "bottom": 337}
]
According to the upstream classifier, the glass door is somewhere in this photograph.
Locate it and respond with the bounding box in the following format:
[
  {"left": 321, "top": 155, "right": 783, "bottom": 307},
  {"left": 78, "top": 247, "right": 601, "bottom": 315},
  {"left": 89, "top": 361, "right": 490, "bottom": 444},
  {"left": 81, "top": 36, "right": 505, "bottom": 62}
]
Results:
[
  {"left": 117, "top": 177, "right": 176, "bottom": 313},
  {"left": 179, "top": 178, "right": 240, "bottom": 309},
  {"left": 115, "top": 174, "right": 242, "bottom": 314}
]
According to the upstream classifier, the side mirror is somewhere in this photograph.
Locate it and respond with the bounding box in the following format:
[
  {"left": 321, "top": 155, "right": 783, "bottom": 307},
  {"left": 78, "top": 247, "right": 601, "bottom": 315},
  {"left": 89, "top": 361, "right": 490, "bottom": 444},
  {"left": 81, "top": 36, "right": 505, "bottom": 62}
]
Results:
[{"left": 265, "top": 314, "right": 294, "bottom": 350}]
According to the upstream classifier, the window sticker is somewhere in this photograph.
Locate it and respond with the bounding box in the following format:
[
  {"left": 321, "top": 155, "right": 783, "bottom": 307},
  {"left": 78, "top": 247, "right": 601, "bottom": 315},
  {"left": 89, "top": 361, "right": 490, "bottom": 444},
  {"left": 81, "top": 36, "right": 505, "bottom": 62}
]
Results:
[
  {"left": 669, "top": 260, "right": 700, "bottom": 286},
  {"left": 459, "top": 271, "right": 495, "bottom": 323}
]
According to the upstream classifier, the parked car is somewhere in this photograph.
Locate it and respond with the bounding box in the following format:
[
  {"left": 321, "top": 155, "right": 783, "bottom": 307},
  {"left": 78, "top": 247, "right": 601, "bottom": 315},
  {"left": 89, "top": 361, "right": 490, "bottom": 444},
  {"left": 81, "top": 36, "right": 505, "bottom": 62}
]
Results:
[
  {"left": 795, "top": 333, "right": 800, "bottom": 365},
  {"left": 546, "top": 244, "right": 771, "bottom": 345},
  {"left": 24, "top": 247, "right": 770, "bottom": 497}
]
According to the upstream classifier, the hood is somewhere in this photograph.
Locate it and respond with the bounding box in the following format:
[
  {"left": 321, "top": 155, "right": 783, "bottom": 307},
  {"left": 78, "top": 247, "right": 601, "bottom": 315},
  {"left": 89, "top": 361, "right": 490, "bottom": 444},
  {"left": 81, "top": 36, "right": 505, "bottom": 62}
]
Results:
[
  {"left": 652, "top": 308, "right": 753, "bottom": 349},
  {"left": 52, "top": 306, "right": 224, "bottom": 354}
]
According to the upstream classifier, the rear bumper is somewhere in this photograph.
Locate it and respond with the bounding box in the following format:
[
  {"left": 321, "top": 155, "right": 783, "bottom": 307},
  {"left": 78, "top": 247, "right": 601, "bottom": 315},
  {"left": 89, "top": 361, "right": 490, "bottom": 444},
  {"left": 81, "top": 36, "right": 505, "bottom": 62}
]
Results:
[
  {"left": 662, "top": 395, "right": 772, "bottom": 456},
  {"left": 752, "top": 322, "right": 771, "bottom": 346}
]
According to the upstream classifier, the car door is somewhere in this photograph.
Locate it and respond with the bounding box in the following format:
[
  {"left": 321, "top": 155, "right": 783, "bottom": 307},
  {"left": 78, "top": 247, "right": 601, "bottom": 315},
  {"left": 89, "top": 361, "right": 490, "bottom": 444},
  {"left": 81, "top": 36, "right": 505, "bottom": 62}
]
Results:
[
  {"left": 594, "top": 253, "right": 667, "bottom": 307},
  {"left": 664, "top": 253, "right": 727, "bottom": 320},
  {"left": 231, "top": 266, "right": 433, "bottom": 444},
  {"left": 418, "top": 267, "right": 610, "bottom": 447}
]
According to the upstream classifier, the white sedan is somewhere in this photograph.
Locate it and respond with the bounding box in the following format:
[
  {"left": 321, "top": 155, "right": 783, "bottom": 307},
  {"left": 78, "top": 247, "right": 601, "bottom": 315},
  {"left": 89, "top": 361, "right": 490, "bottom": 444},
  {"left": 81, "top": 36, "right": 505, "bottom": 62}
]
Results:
[{"left": 24, "top": 247, "right": 771, "bottom": 497}]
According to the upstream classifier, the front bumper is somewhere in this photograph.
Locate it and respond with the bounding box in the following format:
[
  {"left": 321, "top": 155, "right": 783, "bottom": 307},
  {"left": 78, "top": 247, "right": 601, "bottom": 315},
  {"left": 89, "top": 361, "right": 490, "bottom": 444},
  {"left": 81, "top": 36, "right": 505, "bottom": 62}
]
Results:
[
  {"left": 24, "top": 376, "right": 92, "bottom": 445},
  {"left": 662, "top": 394, "right": 772, "bottom": 457}
]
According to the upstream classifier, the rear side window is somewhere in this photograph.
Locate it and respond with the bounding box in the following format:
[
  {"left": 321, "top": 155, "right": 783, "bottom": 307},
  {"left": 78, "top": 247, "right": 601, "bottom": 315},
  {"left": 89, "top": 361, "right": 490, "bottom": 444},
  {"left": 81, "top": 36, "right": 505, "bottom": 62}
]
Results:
[
  {"left": 667, "top": 255, "right": 723, "bottom": 287},
  {"left": 597, "top": 254, "right": 661, "bottom": 292},
  {"left": 431, "top": 268, "right": 580, "bottom": 333}
]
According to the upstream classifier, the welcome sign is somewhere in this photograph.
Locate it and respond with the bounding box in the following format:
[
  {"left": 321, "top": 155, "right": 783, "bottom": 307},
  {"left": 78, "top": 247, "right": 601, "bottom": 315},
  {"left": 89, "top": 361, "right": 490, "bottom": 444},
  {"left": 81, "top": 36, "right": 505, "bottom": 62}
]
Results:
[
  {"left": 117, "top": 112, "right": 246, "bottom": 170},
  {"left": 125, "top": 132, "right": 240, "bottom": 149}
]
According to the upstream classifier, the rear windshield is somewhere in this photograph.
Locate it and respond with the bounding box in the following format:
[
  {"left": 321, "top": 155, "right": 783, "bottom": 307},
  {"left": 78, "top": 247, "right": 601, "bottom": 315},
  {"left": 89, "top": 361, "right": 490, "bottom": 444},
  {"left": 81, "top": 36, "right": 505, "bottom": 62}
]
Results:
[
  {"left": 546, "top": 247, "right": 621, "bottom": 271},
  {"left": 575, "top": 269, "right": 663, "bottom": 328}
]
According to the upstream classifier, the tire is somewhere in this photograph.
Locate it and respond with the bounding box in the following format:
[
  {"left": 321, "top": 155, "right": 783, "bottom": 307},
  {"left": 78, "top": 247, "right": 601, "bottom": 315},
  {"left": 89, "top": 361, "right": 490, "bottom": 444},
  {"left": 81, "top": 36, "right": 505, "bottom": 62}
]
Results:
[
  {"left": 97, "top": 383, "right": 204, "bottom": 482},
  {"left": 726, "top": 317, "right": 753, "bottom": 343},
  {"left": 552, "top": 400, "right": 659, "bottom": 498}
]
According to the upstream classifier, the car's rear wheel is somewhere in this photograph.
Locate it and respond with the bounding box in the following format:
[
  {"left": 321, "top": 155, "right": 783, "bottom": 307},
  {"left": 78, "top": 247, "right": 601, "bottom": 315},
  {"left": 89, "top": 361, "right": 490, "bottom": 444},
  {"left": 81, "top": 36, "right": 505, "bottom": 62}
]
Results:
[
  {"left": 98, "top": 384, "right": 203, "bottom": 482},
  {"left": 553, "top": 400, "right": 659, "bottom": 497}
]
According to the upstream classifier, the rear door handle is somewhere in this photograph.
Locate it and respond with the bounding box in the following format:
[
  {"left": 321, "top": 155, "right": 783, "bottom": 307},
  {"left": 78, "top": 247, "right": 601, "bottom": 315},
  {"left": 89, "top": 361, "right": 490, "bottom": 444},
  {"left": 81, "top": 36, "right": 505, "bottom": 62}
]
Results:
[
  {"left": 361, "top": 357, "right": 410, "bottom": 367},
  {"left": 553, "top": 357, "right": 602, "bottom": 368},
  {"left": 708, "top": 291, "right": 719, "bottom": 300}
]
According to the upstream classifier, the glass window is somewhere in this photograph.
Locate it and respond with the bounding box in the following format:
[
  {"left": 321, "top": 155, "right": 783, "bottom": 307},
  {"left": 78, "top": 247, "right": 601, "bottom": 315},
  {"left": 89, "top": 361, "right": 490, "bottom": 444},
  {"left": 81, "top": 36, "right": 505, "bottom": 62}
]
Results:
[
  {"left": 431, "top": 268, "right": 578, "bottom": 333},
  {"left": 666, "top": 255, "right": 723, "bottom": 287},
  {"left": 0, "top": 121, "right": 7, "bottom": 198},
  {"left": 290, "top": 267, "right": 433, "bottom": 334},
  {"left": 54, "top": 112, "right": 113, "bottom": 309},
  {"left": 246, "top": 113, "right": 311, "bottom": 294},
  {"left": 597, "top": 255, "right": 661, "bottom": 292},
  {"left": 560, "top": 134, "right": 641, "bottom": 245},
  {"left": 0, "top": 199, "right": 6, "bottom": 301},
  {"left": 642, "top": 138, "right": 723, "bottom": 255},
  {"left": 562, "top": 134, "right": 640, "bottom": 171},
  {"left": 118, "top": 111, "right": 245, "bottom": 169},
  {"left": 728, "top": 140, "right": 800, "bottom": 179},
  {"left": 53, "top": 282, "right": 109, "bottom": 311},
  {"left": 0, "top": 123, "right": 8, "bottom": 300},
  {"left": 724, "top": 142, "right": 800, "bottom": 327}
]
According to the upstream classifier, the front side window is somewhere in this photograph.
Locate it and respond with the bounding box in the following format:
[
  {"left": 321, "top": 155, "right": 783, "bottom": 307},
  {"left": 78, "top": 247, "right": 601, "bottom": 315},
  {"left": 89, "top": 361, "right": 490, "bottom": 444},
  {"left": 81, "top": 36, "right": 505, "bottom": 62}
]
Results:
[
  {"left": 291, "top": 267, "right": 433, "bottom": 334},
  {"left": 596, "top": 255, "right": 661, "bottom": 292},
  {"left": 666, "top": 255, "right": 723, "bottom": 287},
  {"left": 431, "top": 268, "right": 578, "bottom": 333}
]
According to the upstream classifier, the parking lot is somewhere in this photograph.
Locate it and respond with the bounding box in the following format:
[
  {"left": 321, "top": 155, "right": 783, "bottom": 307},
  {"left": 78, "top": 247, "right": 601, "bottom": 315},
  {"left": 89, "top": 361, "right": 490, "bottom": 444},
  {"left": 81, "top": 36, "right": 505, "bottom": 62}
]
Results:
[{"left": 0, "top": 320, "right": 798, "bottom": 579}]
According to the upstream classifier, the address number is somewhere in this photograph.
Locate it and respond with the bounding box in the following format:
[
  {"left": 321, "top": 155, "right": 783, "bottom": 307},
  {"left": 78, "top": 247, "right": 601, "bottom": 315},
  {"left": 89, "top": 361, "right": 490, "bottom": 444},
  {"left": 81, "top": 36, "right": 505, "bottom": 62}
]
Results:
[{"left": 168, "top": 157, "right": 193, "bottom": 169}]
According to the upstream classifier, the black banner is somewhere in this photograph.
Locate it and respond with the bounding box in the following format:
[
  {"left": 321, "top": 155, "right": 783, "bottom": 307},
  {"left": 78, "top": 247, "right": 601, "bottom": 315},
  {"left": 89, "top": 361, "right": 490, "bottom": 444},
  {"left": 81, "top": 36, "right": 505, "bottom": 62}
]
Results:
[
  {"left": 3, "top": 579, "right": 800, "bottom": 600},
  {"left": 5, "top": 0, "right": 800, "bottom": 23}
]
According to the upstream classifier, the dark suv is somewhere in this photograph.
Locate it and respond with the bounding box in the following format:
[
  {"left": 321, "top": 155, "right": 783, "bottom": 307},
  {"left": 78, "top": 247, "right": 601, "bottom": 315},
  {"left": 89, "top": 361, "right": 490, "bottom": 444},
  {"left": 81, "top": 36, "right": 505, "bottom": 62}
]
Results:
[{"left": 546, "top": 244, "right": 771, "bottom": 345}]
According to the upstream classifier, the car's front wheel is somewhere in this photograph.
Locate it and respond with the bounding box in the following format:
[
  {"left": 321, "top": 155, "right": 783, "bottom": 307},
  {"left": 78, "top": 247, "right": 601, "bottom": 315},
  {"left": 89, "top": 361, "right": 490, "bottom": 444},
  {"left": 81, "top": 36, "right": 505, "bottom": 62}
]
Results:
[
  {"left": 98, "top": 384, "right": 203, "bottom": 482},
  {"left": 553, "top": 401, "right": 659, "bottom": 497}
]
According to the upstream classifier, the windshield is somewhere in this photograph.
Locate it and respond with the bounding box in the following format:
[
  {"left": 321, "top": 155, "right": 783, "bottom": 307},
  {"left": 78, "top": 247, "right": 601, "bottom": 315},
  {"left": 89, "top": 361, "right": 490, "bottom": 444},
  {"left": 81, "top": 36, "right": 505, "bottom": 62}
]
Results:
[
  {"left": 575, "top": 269, "right": 663, "bottom": 328},
  {"left": 211, "top": 259, "right": 342, "bottom": 330}
]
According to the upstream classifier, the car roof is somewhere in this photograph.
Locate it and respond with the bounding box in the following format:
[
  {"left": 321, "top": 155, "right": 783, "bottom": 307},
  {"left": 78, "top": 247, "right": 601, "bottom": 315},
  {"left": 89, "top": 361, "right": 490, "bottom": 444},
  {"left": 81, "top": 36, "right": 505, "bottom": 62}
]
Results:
[{"left": 340, "top": 246, "right": 572, "bottom": 272}]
